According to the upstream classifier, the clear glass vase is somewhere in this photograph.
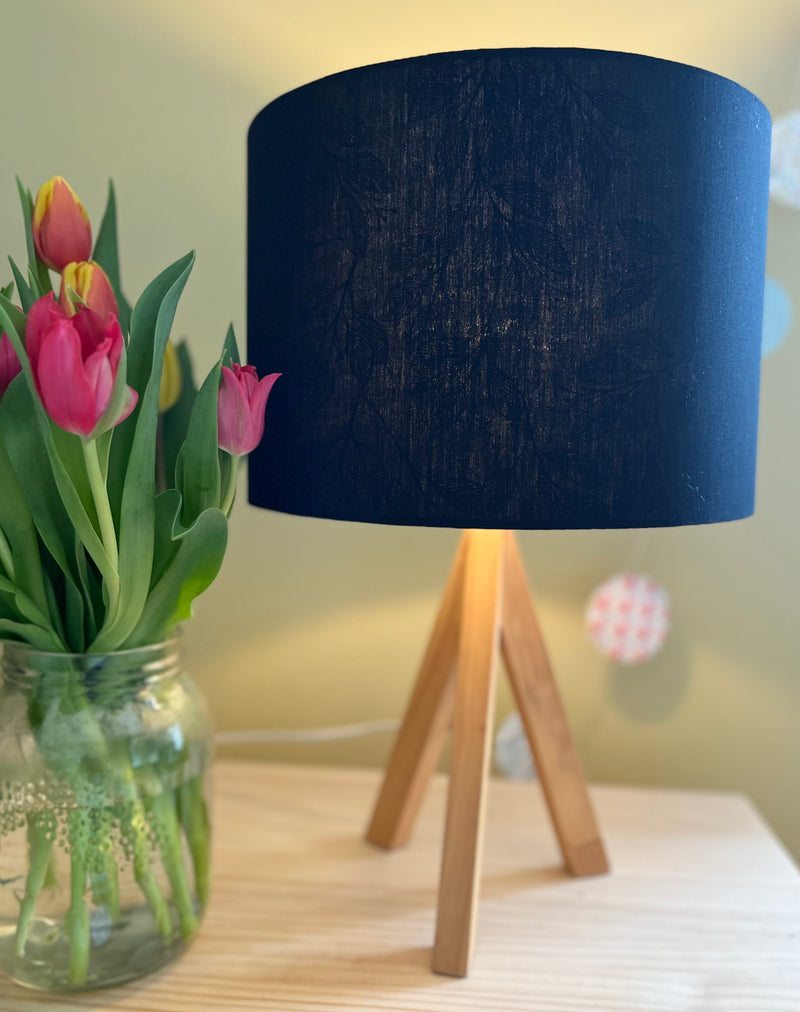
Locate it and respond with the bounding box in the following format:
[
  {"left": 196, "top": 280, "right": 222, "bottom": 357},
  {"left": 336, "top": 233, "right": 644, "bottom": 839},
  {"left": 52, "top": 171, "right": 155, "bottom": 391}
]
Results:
[{"left": 0, "top": 638, "right": 213, "bottom": 991}]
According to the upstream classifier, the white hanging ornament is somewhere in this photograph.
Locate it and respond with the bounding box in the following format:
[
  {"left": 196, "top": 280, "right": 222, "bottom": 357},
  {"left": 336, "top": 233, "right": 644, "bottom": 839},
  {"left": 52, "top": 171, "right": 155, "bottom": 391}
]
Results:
[
  {"left": 770, "top": 110, "right": 800, "bottom": 209},
  {"left": 585, "top": 572, "right": 671, "bottom": 664},
  {"left": 494, "top": 712, "right": 536, "bottom": 780}
]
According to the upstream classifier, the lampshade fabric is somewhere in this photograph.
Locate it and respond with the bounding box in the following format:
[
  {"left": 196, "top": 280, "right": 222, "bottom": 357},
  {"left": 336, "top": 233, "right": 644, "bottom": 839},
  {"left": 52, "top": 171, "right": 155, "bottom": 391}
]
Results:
[{"left": 247, "top": 48, "right": 770, "bottom": 529}]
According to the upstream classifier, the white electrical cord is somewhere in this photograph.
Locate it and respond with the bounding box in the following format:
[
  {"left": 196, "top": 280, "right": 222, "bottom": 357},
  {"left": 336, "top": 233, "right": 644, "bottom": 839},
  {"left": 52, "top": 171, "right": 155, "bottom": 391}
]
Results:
[{"left": 213, "top": 718, "right": 400, "bottom": 746}]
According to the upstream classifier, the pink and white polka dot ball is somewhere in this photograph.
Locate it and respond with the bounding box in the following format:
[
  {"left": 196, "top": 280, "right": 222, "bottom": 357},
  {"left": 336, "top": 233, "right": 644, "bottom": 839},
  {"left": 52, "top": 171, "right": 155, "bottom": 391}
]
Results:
[{"left": 585, "top": 573, "right": 671, "bottom": 665}]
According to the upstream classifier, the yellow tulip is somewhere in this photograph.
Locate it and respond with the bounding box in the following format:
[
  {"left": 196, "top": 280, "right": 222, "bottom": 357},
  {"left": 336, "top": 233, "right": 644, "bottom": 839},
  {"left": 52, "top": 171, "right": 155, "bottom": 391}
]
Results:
[{"left": 158, "top": 341, "right": 182, "bottom": 412}]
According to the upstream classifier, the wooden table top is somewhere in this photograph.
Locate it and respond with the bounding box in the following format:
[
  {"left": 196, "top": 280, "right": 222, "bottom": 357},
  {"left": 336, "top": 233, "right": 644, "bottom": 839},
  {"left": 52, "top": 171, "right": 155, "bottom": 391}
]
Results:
[{"left": 2, "top": 759, "right": 799, "bottom": 1010}]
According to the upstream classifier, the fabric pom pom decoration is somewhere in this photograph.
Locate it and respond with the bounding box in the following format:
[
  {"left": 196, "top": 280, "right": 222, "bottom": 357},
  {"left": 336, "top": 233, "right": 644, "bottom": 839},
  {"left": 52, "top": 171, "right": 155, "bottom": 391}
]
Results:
[
  {"left": 770, "top": 110, "right": 800, "bottom": 208},
  {"left": 585, "top": 573, "right": 671, "bottom": 664}
]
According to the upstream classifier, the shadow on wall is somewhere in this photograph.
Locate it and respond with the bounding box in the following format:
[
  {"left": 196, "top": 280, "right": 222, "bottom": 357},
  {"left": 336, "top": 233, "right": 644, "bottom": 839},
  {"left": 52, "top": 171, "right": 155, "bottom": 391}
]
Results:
[{"left": 606, "top": 637, "right": 692, "bottom": 724}]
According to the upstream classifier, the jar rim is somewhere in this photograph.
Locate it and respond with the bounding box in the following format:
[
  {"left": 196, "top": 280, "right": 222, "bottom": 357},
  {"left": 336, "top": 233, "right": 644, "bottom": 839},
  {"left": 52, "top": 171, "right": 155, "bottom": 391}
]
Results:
[
  {"left": 0, "top": 632, "right": 181, "bottom": 662},
  {"left": 0, "top": 634, "right": 184, "bottom": 691}
]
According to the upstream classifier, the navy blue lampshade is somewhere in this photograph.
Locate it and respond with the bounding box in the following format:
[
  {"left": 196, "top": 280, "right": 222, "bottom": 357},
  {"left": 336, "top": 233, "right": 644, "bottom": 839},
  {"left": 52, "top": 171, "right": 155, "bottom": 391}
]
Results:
[{"left": 247, "top": 48, "right": 770, "bottom": 529}]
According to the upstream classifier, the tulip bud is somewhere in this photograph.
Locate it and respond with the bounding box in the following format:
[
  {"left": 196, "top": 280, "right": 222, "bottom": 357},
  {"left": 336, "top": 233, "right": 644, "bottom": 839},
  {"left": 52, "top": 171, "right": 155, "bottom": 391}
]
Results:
[
  {"left": 158, "top": 341, "right": 182, "bottom": 412},
  {"left": 60, "top": 261, "right": 118, "bottom": 322},
  {"left": 25, "top": 294, "right": 137, "bottom": 437},
  {"left": 32, "top": 177, "right": 92, "bottom": 272},
  {"left": 217, "top": 364, "right": 280, "bottom": 456},
  {"left": 0, "top": 330, "right": 22, "bottom": 399}
]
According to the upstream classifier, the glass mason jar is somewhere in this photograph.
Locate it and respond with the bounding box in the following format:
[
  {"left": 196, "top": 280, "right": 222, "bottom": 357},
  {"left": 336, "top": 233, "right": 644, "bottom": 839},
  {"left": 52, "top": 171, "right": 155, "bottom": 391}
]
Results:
[{"left": 0, "top": 638, "right": 213, "bottom": 991}]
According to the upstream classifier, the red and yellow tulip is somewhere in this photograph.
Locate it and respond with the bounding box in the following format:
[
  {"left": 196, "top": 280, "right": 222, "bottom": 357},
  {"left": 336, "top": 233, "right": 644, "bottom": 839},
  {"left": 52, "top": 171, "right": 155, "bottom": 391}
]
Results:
[
  {"left": 25, "top": 294, "right": 136, "bottom": 436},
  {"left": 59, "top": 261, "right": 118, "bottom": 321},
  {"left": 32, "top": 177, "right": 92, "bottom": 272}
]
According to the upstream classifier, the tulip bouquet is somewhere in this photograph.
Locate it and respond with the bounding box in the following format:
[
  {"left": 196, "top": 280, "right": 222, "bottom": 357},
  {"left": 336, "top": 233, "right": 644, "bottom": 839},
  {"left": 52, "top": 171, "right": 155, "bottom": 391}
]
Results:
[{"left": 0, "top": 176, "right": 279, "bottom": 987}]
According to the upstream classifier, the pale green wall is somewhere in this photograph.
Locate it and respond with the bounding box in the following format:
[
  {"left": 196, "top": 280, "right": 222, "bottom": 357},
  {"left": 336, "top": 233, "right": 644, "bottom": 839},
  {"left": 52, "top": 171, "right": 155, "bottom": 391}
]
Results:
[{"left": 3, "top": 0, "right": 799, "bottom": 857}]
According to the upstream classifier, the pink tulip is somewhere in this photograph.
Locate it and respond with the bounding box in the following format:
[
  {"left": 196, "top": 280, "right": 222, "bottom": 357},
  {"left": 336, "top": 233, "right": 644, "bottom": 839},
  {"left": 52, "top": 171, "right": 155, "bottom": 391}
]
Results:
[
  {"left": 0, "top": 330, "right": 22, "bottom": 399},
  {"left": 217, "top": 364, "right": 280, "bottom": 456},
  {"left": 32, "top": 177, "right": 92, "bottom": 272},
  {"left": 25, "top": 294, "right": 137, "bottom": 437},
  {"left": 60, "top": 261, "right": 118, "bottom": 322}
]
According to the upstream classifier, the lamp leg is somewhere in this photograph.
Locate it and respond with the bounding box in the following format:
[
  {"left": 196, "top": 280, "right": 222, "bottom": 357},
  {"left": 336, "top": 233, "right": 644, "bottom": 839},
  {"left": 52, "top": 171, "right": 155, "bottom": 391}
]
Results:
[
  {"left": 366, "top": 528, "right": 608, "bottom": 978},
  {"left": 432, "top": 529, "right": 504, "bottom": 977},
  {"left": 366, "top": 534, "right": 467, "bottom": 849},
  {"left": 500, "top": 531, "right": 608, "bottom": 876}
]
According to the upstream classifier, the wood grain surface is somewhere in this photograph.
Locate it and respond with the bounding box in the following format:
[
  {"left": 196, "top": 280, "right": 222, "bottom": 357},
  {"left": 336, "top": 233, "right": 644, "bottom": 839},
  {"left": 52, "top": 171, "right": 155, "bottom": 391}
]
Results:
[{"left": 1, "top": 760, "right": 798, "bottom": 1011}]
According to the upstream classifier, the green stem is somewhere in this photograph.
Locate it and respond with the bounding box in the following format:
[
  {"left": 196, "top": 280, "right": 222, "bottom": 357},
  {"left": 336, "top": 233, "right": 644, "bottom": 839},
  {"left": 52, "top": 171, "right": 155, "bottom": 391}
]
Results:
[
  {"left": 129, "top": 800, "right": 173, "bottom": 939},
  {"left": 28, "top": 673, "right": 173, "bottom": 944},
  {"left": 103, "top": 846, "right": 122, "bottom": 923},
  {"left": 15, "top": 815, "right": 53, "bottom": 957},
  {"left": 67, "top": 811, "right": 90, "bottom": 987},
  {"left": 220, "top": 455, "right": 239, "bottom": 516},
  {"left": 82, "top": 437, "right": 120, "bottom": 622},
  {"left": 178, "top": 776, "right": 211, "bottom": 908},
  {"left": 112, "top": 762, "right": 173, "bottom": 939},
  {"left": 150, "top": 791, "right": 197, "bottom": 939},
  {"left": 88, "top": 810, "right": 121, "bottom": 923},
  {"left": 0, "top": 527, "right": 14, "bottom": 580},
  {"left": 43, "top": 848, "right": 58, "bottom": 890}
]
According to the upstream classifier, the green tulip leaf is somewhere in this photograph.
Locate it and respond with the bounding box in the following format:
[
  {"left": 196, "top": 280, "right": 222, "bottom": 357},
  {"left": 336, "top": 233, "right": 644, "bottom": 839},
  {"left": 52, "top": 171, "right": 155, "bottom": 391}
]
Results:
[
  {"left": 15, "top": 177, "right": 49, "bottom": 294},
  {"left": 0, "top": 576, "right": 63, "bottom": 647},
  {"left": 123, "top": 507, "right": 227, "bottom": 649},
  {"left": 73, "top": 536, "right": 99, "bottom": 646},
  {"left": 7, "top": 256, "right": 36, "bottom": 312},
  {"left": 178, "top": 359, "right": 221, "bottom": 527},
  {"left": 0, "top": 378, "right": 90, "bottom": 648},
  {"left": 0, "top": 576, "right": 31, "bottom": 612},
  {"left": 221, "top": 323, "right": 241, "bottom": 367},
  {"left": 42, "top": 568, "right": 66, "bottom": 643},
  {"left": 49, "top": 425, "right": 99, "bottom": 527},
  {"left": 126, "top": 252, "right": 196, "bottom": 403},
  {"left": 0, "top": 618, "right": 64, "bottom": 651},
  {"left": 92, "top": 181, "right": 132, "bottom": 336},
  {"left": 16, "top": 178, "right": 35, "bottom": 262},
  {"left": 65, "top": 575, "right": 87, "bottom": 651},
  {"left": 0, "top": 428, "right": 49, "bottom": 617},
  {"left": 150, "top": 489, "right": 185, "bottom": 590},
  {"left": 161, "top": 340, "right": 197, "bottom": 490},
  {"left": 0, "top": 590, "right": 19, "bottom": 623},
  {"left": 1, "top": 377, "right": 80, "bottom": 584},
  {"left": 0, "top": 295, "right": 26, "bottom": 342},
  {"left": 219, "top": 449, "right": 233, "bottom": 508},
  {"left": 106, "top": 251, "right": 195, "bottom": 522},
  {"left": 92, "top": 252, "right": 195, "bottom": 652}
]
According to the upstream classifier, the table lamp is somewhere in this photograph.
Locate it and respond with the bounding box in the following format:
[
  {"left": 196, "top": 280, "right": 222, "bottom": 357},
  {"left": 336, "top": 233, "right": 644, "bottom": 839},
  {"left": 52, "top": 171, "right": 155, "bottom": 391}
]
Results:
[{"left": 247, "top": 48, "right": 770, "bottom": 976}]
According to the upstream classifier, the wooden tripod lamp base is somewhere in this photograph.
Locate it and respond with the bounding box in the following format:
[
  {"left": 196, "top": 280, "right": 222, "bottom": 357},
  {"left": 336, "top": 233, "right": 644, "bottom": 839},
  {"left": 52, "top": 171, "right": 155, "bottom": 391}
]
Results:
[{"left": 366, "top": 529, "right": 609, "bottom": 977}]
